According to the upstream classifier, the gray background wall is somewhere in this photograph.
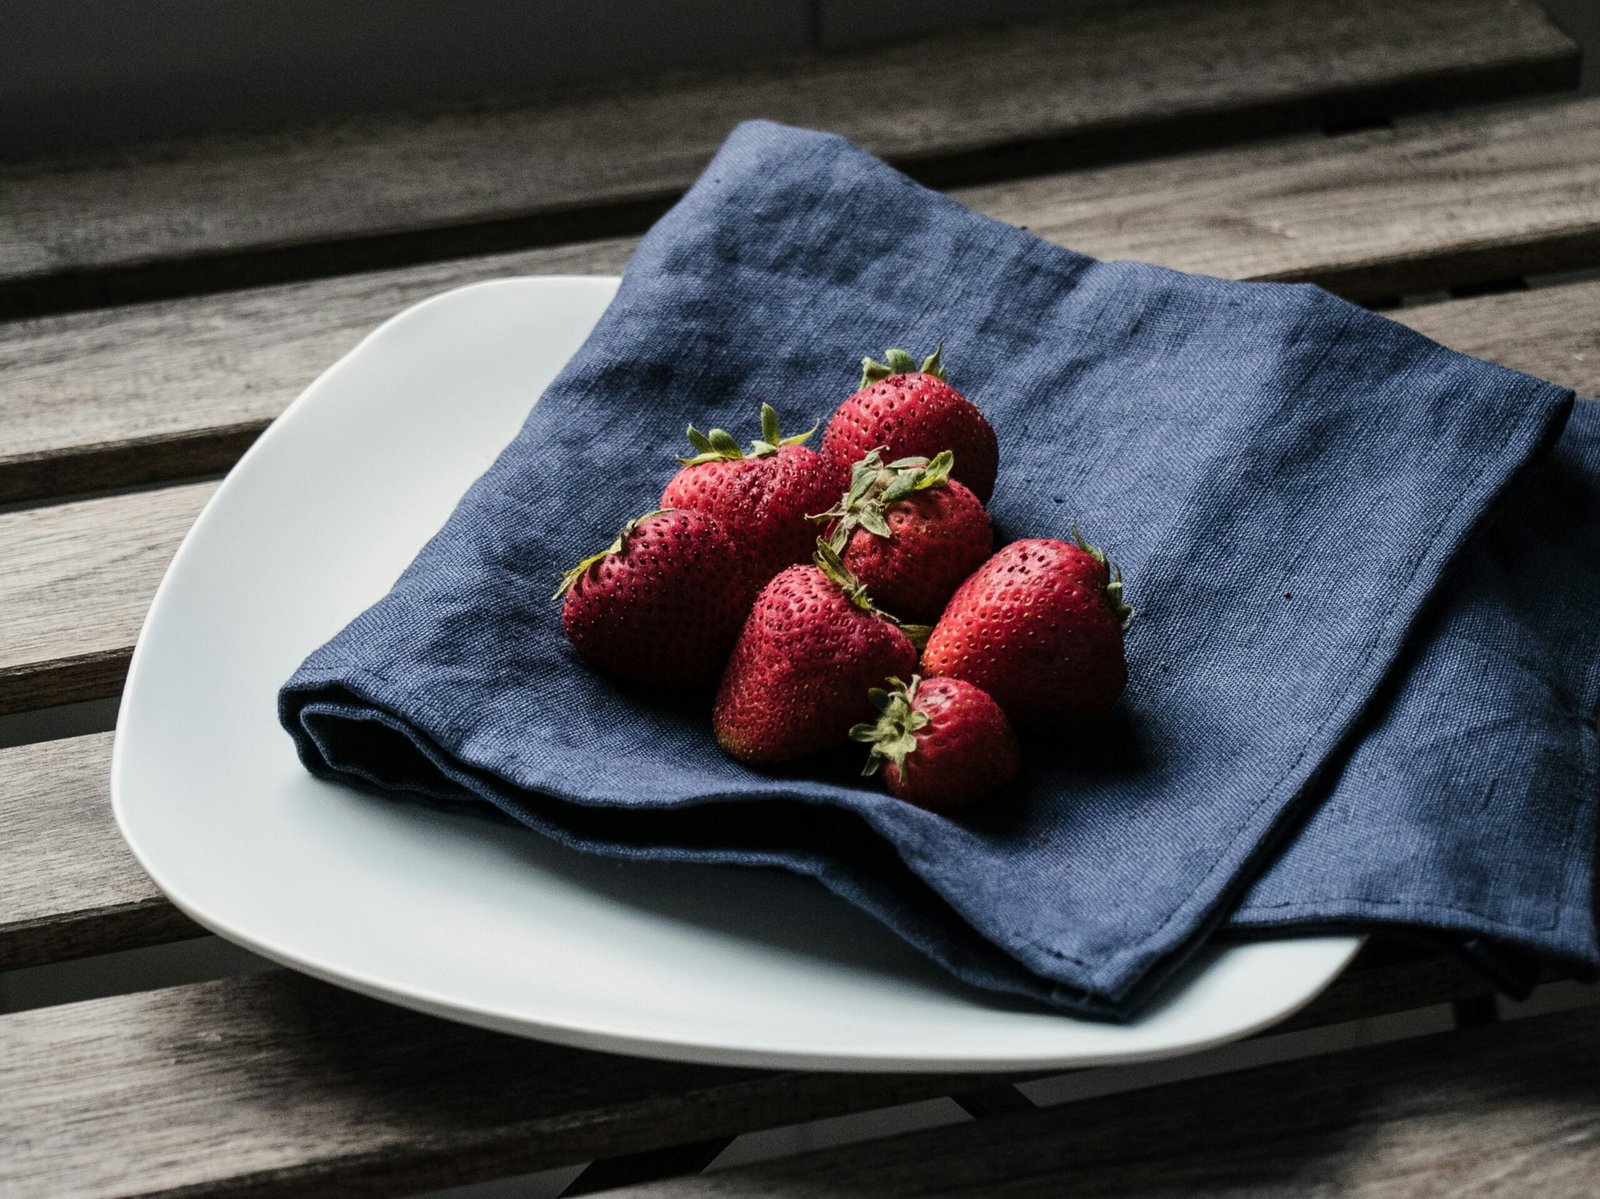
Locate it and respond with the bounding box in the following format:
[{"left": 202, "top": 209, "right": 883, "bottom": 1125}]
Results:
[
  {"left": 2, "top": 0, "right": 1146, "bottom": 159},
  {"left": 6, "top": 1, "right": 1594, "bottom": 161}
]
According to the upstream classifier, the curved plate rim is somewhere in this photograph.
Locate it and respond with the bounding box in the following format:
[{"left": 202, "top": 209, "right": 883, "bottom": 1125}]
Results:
[{"left": 111, "top": 275, "right": 1363, "bottom": 1072}]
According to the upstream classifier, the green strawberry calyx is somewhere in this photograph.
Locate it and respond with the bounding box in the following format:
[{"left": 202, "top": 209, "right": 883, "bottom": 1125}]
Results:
[
  {"left": 679, "top": 402, "right": 815, "bottom": 465},
  {"left": 849, "top": 675, "right": 930, "bottom": 777},
  {"left": 1071, "top": 525, "right": 1135, "bottom": 633},
  {"left": 811, "top": 447, "right": 954, "bottom": 551},
  {"left": 813, "top": 537, "right": 875, "bottom": 611},
  {"left": 813, "top": 539, "right": 933, "bottom": 649},
  {"left": 551, "top": 509, "right": 667, "bottom": 600},
  {"left": 859, "top": 342, "right": 947, "bottom": 389}
]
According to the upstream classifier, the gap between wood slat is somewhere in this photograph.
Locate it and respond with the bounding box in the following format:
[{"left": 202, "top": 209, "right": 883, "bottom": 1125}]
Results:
[
  {"left": 0, "top": 733, "right": 202, "bottom": 971},
  {"left": 0, "top": 695, "right": 118, "bottom": 753},
  {"left": 2, "top": 276, "right": 1595, "bottom": 726},
  {"left": 0, "top": 281, "right": 1595, "bottom": 967},
  {"left": 0, "top": 944, "right": 1524, "bottom": 1199},
  {"left": 0, "top": 3, "right": 1585, "bottom": 1190},
  {"left": 0, "top": 0, "right": 1576, "bottom": 317},
  {"left": 0, "top": 481, "right": 219, "bottom": 717},
  {"left": 0, "top": 968, "right": 1010, "bottom": 1199},
  {"left": 613, "top": 1081, "right": 1039, "bottom": 1194},
  {"left": 5, "top": 94, "right": 1600, "bottom": 505},
  {"left": 1, "top": 125, "right": 1597, "bottom": 961},
  {"left": 593, "top": 1005, "right": 1600, "bottom": 1198},
  {"left": 3, "top": 93, "right": 1598, "bottom": 960}
]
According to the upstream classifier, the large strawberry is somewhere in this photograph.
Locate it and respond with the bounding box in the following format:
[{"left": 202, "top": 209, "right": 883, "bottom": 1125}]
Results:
[
  {"left": 815, "top": 448, "right": 992, "bottom": 623},
  {"left": 555, "top": 508, "right": 760, "bottom": 689},
  {"left": 714, "top": 543, "right": 920, "bottom": 764},
  {"left": 661, "top": 402, "right": 847, "bottom": 582},
  {"left": 821, "top": 346, "right": 999, "bottom": 501},
  {"left": 851, "top": 675, "right": 1021, "bottom": 811},
  {"left": 922, "top": 533, "right": 1133, "bottom": 727}
]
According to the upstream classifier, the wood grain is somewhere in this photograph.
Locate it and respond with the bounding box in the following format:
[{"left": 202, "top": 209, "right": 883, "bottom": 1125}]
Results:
[
  {"left": 0, "top": 714, "right": 1519, "bottom": 1002},
  {"left": 0, "top": 238, "right": 637, "bottom": 501},
  {"left": 0, "top": 0, "right": 1575, "bottom": 310},
  {"left": 0, "top": 733, "right": 198, "bottom": 969},
  {"left": 0, "top": 481, "right": 216, "bottom": 714},
  {"left": 963, "top": 97, "right": 1600, "bottom": 301},
  {"left": 0, "top": 969, "right": 1006, "bottom": 1199},
  {"left": 0, "top": 945, "right": 1530, "bottom": 1199},
  {"left": 7, "top": 96, "right": 1600, "bottom": 503},
  {"left": 7, "top": 285, "right": 1591, "bottom": 960},
  {"left": 1399, "top": 281, "right": 1600, "bottom": 385},
  {"left": 5, "top": 277, "right": 1598, "bottom": 718},
  {"left": 603, "top": 1005, "right": 1600, "bottom": 1198}
]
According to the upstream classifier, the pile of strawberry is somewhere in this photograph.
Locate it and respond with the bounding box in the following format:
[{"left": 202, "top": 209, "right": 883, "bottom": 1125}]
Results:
[{"left": 553, "top": 346, "right": 1134, "bottom": 810}]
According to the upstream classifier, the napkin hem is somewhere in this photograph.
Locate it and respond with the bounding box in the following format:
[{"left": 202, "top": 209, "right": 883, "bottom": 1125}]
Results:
[{"left": 1043, "top": 377, "right": 1574, "bottom": 999}]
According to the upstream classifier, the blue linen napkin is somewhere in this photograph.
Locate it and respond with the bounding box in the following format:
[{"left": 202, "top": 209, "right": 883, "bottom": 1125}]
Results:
[
  {"left": 280, "top": 120, "right": 1595, "bottom": 1019},
  {"left": 1232, "top": 396, "right": 1600, "bottom": 993}
]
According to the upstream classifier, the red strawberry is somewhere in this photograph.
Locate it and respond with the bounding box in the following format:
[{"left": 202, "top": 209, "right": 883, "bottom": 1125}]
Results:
[
  {"left": 714, "top": 544, "right": 919, "bottom": 764},
  {"left": 922, "top": 533, "right": 1133, "bottom": 727},
  {"left": 817, "top": 448, "right": 993, "bottom": 623},
  {"left": 851, "top": 675, "right": 1021, "bottom": 811},
  {"left": 662, "top": 403, "right": 847, "bottom": 582},
  {"left": 822, "top": 346, "right": 999, "bottom": 501},
  {"left": 555, "top": 509, "right": 760, "bottom": 689}
]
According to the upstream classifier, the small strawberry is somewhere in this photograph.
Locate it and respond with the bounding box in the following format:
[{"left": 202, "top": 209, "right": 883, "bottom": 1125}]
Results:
[
  {"left": 662, "top": 402, "right": 848, "bottom": 582},
  {"left": 554, "top": 508, "right": 760, "bottom": 689},
  {"left": 851, "top": 675, "right": 1021, "bottom": 811},
  {"left": 922, "top": 532, "right": 1133, "bottom": 727},
  {"left": 821, "top": 346, "right": 999, "bottom": 501},
  {"left": 815, "top": 448, "right": 992, "bottom": 623},
  {"left": 714, "top": 543, "right": 920, "bottom": 764}
]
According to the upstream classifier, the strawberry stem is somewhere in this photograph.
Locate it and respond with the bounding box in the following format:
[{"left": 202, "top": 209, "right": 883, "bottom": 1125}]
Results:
[
  {"left": 810, "top": 447, "right": 955, "bottom": 552},
  {"left": 813, "top": 538, "right": 874, "bottom": 612},
  {"left": 859, "top": 342, "right": 948, "bottom": 389},
  {"left": 849, "top": 675, "right": 930, "bottom": 776},
  {"left": 552, "top": 509, "right": 667, "bottom": 600},
  {"left": 1071, "top": 524, "right": 1135, "bottom": 632},
  {"left": 680, "top": 402, "right": 815, "bottom": 465},
  {"left": 896, "top": 621, "right": 933, "bottom": 651},
  {"left": 812, "top": 539, "right": 933, "bottom": 647}
]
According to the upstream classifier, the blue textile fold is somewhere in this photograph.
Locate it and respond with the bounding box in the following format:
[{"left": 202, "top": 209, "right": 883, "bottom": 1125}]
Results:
[
  {"left": 1232, "top": 397, "right": 1600, "bottom": 985},
  {"left": 280, "top": 120, "right": 1596, "bottom": 1019}
]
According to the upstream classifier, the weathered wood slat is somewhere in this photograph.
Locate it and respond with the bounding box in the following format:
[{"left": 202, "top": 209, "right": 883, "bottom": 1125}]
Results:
[
  {"left": 3, "top": 279, "right": 1597, "bottom": 719},
  {"left": 1400, "top": 280, "right": 1600, "bottom": 386},
  {"left": 0, "top": 733, "right": 198, "bottom": 969},
  {"left": 1, "top": 710, "right": 1518, "bottom": 1002},
  {"left": 0, "top": 715, "right": 1498, "bottom": 1000},
  {"left": 0, "top": 481, "right": 216, "bottom": 715},
  {"left": 602, "top": 1005, "right": 1600, "bottom": 1198},
  {"left": 0, "top": 968, "right": 1002, "bottom": 1199},
  {"left": 0, "top": 945, "right": 1520, "bottom": 1199},
  {"left": 7, "top": 96, "right": 1600, "bottom": 503},
  {"left": 0, "top": 0, "right": 1575, "bottom": 313},
  {"left": 964, "top": 97, "right": 1600, "bottom": 302},
  {"left": 0, "top": 239, "right": 637, "bottom": 501}
]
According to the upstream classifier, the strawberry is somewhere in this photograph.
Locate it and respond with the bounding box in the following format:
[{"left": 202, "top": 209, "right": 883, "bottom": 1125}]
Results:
[
  {"left": 661, "top": 402, "right": 848, "bottom": 582},
  {"left": 815, "top": 448, "right": 992, "bottom": 623},
  {"left": 714, "top": 543, "right": 920, "bottom": 763},
  {"left": 821, "top": 346, "right": 1000, "bottom": 501},
  {"left": 554, "top": 508, "right": 760, "bottom": 689},
  {"left": 851, "top": 674, "right": 1021, "bottom": 811},
  {"left": 922, "top": 533, "right": 1133, "bottom": 727}
]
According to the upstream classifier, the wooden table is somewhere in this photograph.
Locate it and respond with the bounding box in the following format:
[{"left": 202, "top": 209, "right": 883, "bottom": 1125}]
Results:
[{"left": 3, "top": 0, "right": 1598, "bottom": 1194}]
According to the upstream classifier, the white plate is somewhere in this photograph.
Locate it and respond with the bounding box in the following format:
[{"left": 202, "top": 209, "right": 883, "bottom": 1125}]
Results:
[{"left": 113, "top": 276, "right": 1360, "bottom": 1073}]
